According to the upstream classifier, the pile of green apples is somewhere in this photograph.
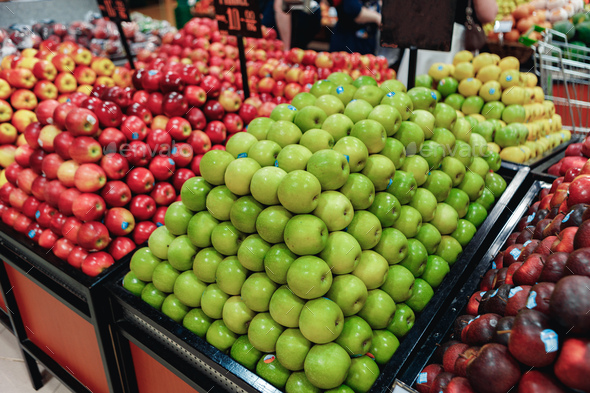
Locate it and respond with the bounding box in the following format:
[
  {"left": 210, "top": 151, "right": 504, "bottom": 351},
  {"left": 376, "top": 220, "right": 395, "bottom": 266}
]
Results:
[
  {"left": 417, "top": 51, "right": 571, "bottom": 164},
  {"left": 122, "top": 72, "right": 508, "bottom": 393}
]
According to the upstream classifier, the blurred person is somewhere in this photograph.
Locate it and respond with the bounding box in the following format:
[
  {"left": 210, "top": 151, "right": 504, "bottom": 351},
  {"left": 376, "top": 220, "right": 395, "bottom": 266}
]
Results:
[
  {"left": 261, "top": 0, "right": 322, "bottom": 50},
  {"left": 329, "top": 0, "right": 382, "bottom": 55}
]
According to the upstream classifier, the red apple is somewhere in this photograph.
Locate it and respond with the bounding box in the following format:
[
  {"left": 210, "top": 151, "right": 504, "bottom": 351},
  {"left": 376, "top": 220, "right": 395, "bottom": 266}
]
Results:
[
  {"left": 53, "top": 238, "right": 75, "bottom": 260},
  {"left": 53, "top": 131, "right": 76, "bottom": 160},
  {"left": 74, "top": 163, "right": 107, "bottom": 192},
  {"left": 108, "top": 237, "right": 136, "bottom": 261},
  {"left": 35, "top": 99, "right": 60, "bottom": 125},
  {"left": 126, "top": 167, "right": 155, "bottom": 194},
  {"left": 146, "top": 128, "right": 172, "bottom": 154},
  {"left": 65, "top": 108, "right": 99, "bottom": 136},
  {"left": 81, "top": 251, "right": 114, "bottom": 276},
  {"left": 553, "top": 337, "right": 590, "bottom": 392},
  {"left": 121, "top": 115, "right": 148, "bottom": 141},
  {"left": 69, "top": 136, "right": 103, "bottom": 164},
  {"left": 101, "top": 180, "right": 132, "bottom": 207},
  {"left": 77, "top": 221, "right": 110, "bottom": 251},
  {"left": 72, "top": 193, "right": 106, "bottom": 222},
  {"left": 100, "top": 153, "right": 129, "bottom": 181},
  {"left": 104, "top": 207, "right": 135, "bottom": 236},
  {"left": 132, "top": 221, "right": 157, "bottom": 245},
  {"left": 153, "top": 206, "right": 167, "bottom": 227},
  {"left": 67, "top": 246, "right": 88, "bottom": 268},
  {"left": 98, "top": 127, "right": 127, "bottom": 152},
  {"left": 58, "top": 188, "right": 81, "bottom": 216}
]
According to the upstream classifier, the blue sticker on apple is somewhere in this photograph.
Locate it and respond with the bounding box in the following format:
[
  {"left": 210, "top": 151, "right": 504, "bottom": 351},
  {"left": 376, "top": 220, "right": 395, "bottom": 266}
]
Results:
[
  {"left": 168, "top": 158, "right": 175, "bottom": 165},
  {"left": 431, "top": 92, "right": 437, "bottom": 100},
  {"left": 156, "top": 222, "right": 163, "bottom": 227},
  {"left": 344, "top": 155, "right": 350, "bottom": 163},
  {"left": 479, "top": 291, "right": 486, "bottom": 297},
  {"left": 387, "top": 92, "right": 395, "bottom": 97},
  {"left": 35, "top": 211, "right": 40, "bottom": 219},
  {"left": 509, "top": 286, "right": 523, "bottom": 298},
  {"left": 350, "top": 99, "right": 357, "bottom": 103},
  {"left": 439, "top": 79, "right": 445, "bottom": 86},
  {"left": 467, "top": 78, "right": 474, "bottom": 82},
  {"left": 122, "top": 222, "right": 129, "bottom": 230},
  {"left": 148, "top": 70, "right": 158, "bottom": 76},
  {"left": 288, "top": 105, "right": 297, "bottom": 111},
  {"left": 237, "top": 152, "right": 247, "bottom": 158},
  {"left": 171, "top": 147, "right": 178, "bottom": 155},
  {"left": 336, "top": 86, "right": 344, "bottom": 94},
  {"left": 562, "top": 211, "right": 572, "bottom": 223},
  {"left": 417, "top": 372, "right": 428, "bottom": 384},
  {"left": 540, "top": 329, "right": 558, "bottom": 352},
  {"left": 526, "top": 290, "right": 537, "bottom": 309},
  {"left": 492, "top": 261, "right": 496, "bottom": 269},
  {"left": 489, "top": 289, "right": 499, "bottom": 297},
  {"left": 506, "top": 75, "right": 513, "bottom": 81},
  {"left": 489, "top": 88, "right": 496, "bottom": 95},
  {"left": 386, "top": 178, "right": 393, "bottom": 189},
  {"left": 28, "top": 230, "right": 35, "bottom": 239},
  {"left": 509, "top": 247, "right": 521, "bottom": 260},
  {"left": 523, "top": 240, "right": 532, "bottom": 247},
  {"left": 274, "top": 160, "right": 279, "bottom": 167},
  {"left": 526, "top": 213, "right": 535, "bottom": 223},
  {"left": 132, "top": 132, "right": 139, "bottom": 140}
]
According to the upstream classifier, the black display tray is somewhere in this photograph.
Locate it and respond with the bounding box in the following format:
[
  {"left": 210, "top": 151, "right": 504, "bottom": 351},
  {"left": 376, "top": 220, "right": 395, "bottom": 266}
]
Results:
[{"left": 106, "top": 167, "right": 531, "bottom": 393}]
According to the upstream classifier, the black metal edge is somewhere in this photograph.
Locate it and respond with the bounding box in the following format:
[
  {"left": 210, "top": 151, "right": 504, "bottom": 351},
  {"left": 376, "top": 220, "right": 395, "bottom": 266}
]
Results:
[
  {"left": 501, "top": 135, "right": 581, "bottom": 169},
  {"left": 533, "top": 153, "right": 562, "bottom": 178},
  {"left": 107, "top": 279, "right": 282, "bottom": 393},
  {"left": 393, "top": 177, "right": 549, "bottom": 385},
  {"left": 0, "top": 307, "right": 12, "bottom": 332}
]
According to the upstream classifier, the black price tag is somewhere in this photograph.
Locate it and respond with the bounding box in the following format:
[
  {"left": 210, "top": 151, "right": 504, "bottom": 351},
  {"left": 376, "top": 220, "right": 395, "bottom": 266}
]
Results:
[
  {"left": 213, "top": 0, "right": 262, "bottom": 38},
  {"left": 97, "top": 0, "right": 130, "bottom": 22}
]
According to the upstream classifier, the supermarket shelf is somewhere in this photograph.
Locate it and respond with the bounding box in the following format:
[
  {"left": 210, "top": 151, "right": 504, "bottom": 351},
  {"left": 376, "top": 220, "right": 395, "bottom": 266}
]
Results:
[{"left": 500, "top": 135, "right": 581, "bottom": 171}]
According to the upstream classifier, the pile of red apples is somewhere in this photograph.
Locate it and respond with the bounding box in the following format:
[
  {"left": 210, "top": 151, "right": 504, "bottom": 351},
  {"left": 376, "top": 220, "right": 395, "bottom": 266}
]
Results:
[
  {"left": 546, "top": 134, "right": 590, "bottom": 177},
  {"left": 415, "top": 159, "right": 590, "bottom": 393}
]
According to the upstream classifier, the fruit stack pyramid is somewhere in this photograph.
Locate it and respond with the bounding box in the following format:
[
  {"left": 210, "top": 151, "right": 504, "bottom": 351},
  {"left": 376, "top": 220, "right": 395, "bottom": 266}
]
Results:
[
  {"left": 546, "top": 134, "right": 590, "bottom": 176},
  {"left": 123, "top": 68, "right": 508, "bottom": 393},
  {"left": 415, "top": 159, "right": 590, "bottom": 393},
  {"left": 418, "top": 51, "right": 571, "bottom": 164}
]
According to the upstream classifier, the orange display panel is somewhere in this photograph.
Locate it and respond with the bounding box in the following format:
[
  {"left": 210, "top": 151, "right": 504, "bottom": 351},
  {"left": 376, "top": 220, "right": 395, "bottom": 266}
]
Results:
[
  {"left": 130, "top": 342, "right": 199, "bottom": 393},
  {"left": 4, "top": 263, "right": 109, "bottom": 393}
]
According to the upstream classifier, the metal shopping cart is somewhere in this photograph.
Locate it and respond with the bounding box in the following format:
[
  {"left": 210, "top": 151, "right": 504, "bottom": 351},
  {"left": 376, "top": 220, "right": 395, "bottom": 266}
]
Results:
[{"left": 532, "top": 29, "right": 590, "bottom": 136}]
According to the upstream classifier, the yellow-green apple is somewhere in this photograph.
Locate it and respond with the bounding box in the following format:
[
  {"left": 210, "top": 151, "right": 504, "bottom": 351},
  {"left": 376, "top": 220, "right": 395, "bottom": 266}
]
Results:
[
  {"left": 284, "top": 214, "right": 328, "bottom": 255},
  {"left": 57, "top": 160, "right": 79, "bottom": 187},
  {"left": 276, "top": 144, "right": 312, "bottom": 172},
  {"left": 73, "top": 47, "right": 93, "bottom": 66},
  {"left": 0, "top": 78, "right": 11, "bottom": 99},
  {"left": 7, "top": 68, "right": 37, "bottom": 89},
  {"left": 0, "top": 99, "right": 13, "bottom": 122},
  {"left": 91, "top": 58, "right": 115, "bottom": 76},
  {"left": 299, "top": 298, "right": 344, "bottom": 344},
  {"left": 0, "top": 123, "right": 18, "bottom": 145},
  {"left": 38, "top": 125, "right": 61, "bottom": 152},
  {"left": 275, "top": 329, "right": 311, "bottom": 371},
  {"left": 335, "top": 315, "right": 372, "bottom": 356},
  {"left": 287, "top": 256, "right": 333, "bottom": 299},
  {"left": 313, "top": 191, "right": 354, "bottom": 231},
  {"left": 32, "top": 60, "right": 57, "bottom": 81},
  {"left": 304, "top": 343, "right": 351, "bottom": 389},
  {"left": 10, "top": 89, "right": 38, "bottom": 110},
  {"left": 277, "top": 170, "right": 322, "bottom": 214},
  {"left": 54, "top": 72, "right": 77, "bottom": 93},
  {"left": 327, "top": 274, "right": 368, "bottom": 316},
  {"left": 248, "top": 312, "right": 284, "bottom": 352},
  {"left": 73, "top": 66, "right": 97, "bottom": 85},
  {"left": 51, "top": 54, "right": 75, "bottom": 73},
  {"left": 333, "top": 136, "right": 369, "bottom": 173}
]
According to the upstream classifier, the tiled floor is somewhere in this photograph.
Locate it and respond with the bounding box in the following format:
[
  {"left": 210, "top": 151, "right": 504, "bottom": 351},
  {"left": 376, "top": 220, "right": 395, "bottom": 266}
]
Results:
[{"left": 0, "top": 325, "right": 70, "bottom": 393}]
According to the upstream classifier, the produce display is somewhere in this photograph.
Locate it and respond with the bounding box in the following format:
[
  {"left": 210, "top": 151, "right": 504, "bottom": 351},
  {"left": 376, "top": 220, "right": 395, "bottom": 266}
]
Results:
[
  {"left": 122, "top": 51, "right": 510, "bottom": 391},
  {"left": 416, "top": 51, "right": 571, "bottom": 164},
  {"left": 415, "top": 161, "right": 590, "bottom": 393},
  {"left": 546, "top": 135, "right": 590, "bottom": 176}
]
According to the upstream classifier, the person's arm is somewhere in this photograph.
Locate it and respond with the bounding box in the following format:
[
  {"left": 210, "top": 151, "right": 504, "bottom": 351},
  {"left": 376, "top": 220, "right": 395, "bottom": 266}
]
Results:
[
  {"left": 354, "top": 7, "right": 381, "bottom": 25},
  {"left": 473, "top": 0, "right": 498, "bottom": 24},
  {"left": 274, "top": 0, "right": 292, "bottom": 50}
]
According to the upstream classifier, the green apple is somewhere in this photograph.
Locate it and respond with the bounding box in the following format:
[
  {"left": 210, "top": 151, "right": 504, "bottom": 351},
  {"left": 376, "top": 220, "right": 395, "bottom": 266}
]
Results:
[
  {"left": 458, "top": 171, "right": 485, "bottom": 201},
  {"left": 284, "top": 214, "right": 328, "bottom": 255},
  {"left": 474, "top": 120, "right": 495, "bottom": 142},
  {"left": 292, "top": 92, "right": 317, "bottom": 110},
  {"left": 256, "top": 206, "right": 293, "bottom": 244},
  {"left": 387, "top": 303, "right": 415, "bottom": 338},
  {"left": 130, "top": 247, "right": 161, "bottom": 282},
  {"left": 230, "top": 195, "right": 264, "bottom": 233},
  {"left": 361, "top": 154, "right": 395, "bottom": 191},
  {"left": 199, "top": 150, "right": 234, "bottom": 185},
  {"left": 409, "top": 188, "right": 437, "bottom": 222},
  {"left": 164, "top": 201, "right": 193, "bottom": 235},
  {"left": 201, "top": 283, "right": 230, "bottom": 319},
  {"left": 276, "top": 144, "right": 313, "bottom": 173},
  {"left": 250, "top": 166, "right": 287, "bottom": 206},
  {"left": 410, "top": 109, "right": 435, "bottom": 139},
  {"left": 299, "top": 298, "right": 344, "bottom": 344},
  {"left": 436, "top": 235, "right": 463, "bottom": 265},
  {"left": 440, "top": 156, "right": 466, "bottom": 187},
  {"left": 278, "top": 170, "right": 322, "bottom": 214},
  {"left": 451, "top": 118, "right": 473, "bottom": 143},
  {"left": 482, "top": 100, "right": 505, "bottom": 120},
  {"left": 369, "top": 329, "right": 399, "bottom": 365},
  {"left": 414, "top": 223, "right": 442, "bottom": 254},
  {"left": 401, "top": 155, "right": 429, "bottom": 186},
  {"left": 239, "top": 271, "right": 278, "bottom": 312},
  {"left": 225, "top": 132, "right": 259, "bottom": 158},
  {"left": 320, "top": 231, "right": 362, "bottom": 274},
  {"left": 494, "top": 124, "right": 520, "bottom": 148},
  {"left": 328, "top": 72, "right": 353, "bottom": 86},
  {"left": 466, "top": 202, "right": 488, "bottom": 227},
  {"left": 392, "top": 205, "right": 422, "bottom": 238},
  {"left": 373, "top": 228, "right": 408, "bottom": 265},
  {"left": 180, "top": 177, "right": 212, "bottom": 212},
  {"left": 332, "top": 84, "right": 358, "bottom": 106},
  {"left": 264, "top": 243, "right": 297, "bottom": 284},
  {"left": 405, "top": 278, "right": 434, "bottom": 312},
  {"left": 267, "top": 120, "right": 304, "bottom": 147},
  {"left": 193, "top": 247, "right": 223, "bottom": 283},
  {"left": 407, "top": 87, "right": 437, "bottom": 112},
  {"left": 437, "top": 77, "right": 459, "bottom": 97},
  {"left": 368, "top": 192, "right": 401, "bottom": 227},
  {"left": 461, "top": 95, "right": 484, "bottom": 115},
  {"left": 249, "top": 312, "right": 285, "bottom": 352},
  {"left": 422, "top": 255, "right": 450, "bottom": 288},
  {"left": 386, "top": 170, "right": 417, "bottom": 205},
  {"left": 333, "top": 136, "right": 369, "bottom": 173},
  {"left": 352, "top": 250, "right": 389, "bottom": 290},
  {"left": 433, "top": 103, "right": 457, "bottom": 130},
  {"left": 313, "top": 191, "right": 354, "bottom": 231},
  {"left": 316, "top": 95, "right": 345, "bottom": 116},
  {"left": 484, "top": 150, "right": 501, "bottom": 172},
  {"left": 347, "top": 211, "right": 382, "bottom": 250},
  {"left": 475, "top": 187, "right": 495, "bottom": 211},
  {"left": 326, "top": 274, "right": 368, "bottom": 316},
  {"left": 444, "top": 93, "right": 465, "bottom": 111},
  {"left": 430, "top": 202, "right": 459, "bottom": 235},
  {"left": 339, "top": 173, "right": 375, "bottom": 210},
  {"left": 311, "top": 79, "right": 337, "bottom": 98},
  {"left": 380, "top": 137, "right": 406, "bottom": 169},
  {"left": 183, "top": 308, "right": 212, "bottom": 338},
  {"left": 350, "top": 119, "right": 386, "bottom": 154},
  {"left": 396, "top": 121, "right": 424, "bottom": 155},
  {"left": 381, "top": 91, "right": 413, "bottom": 120},
  {"left": 325, "top": 385, "right": 355, "bottom": 393},
  {"left": 368, "top": 105, "right": 402, "bottom": 136},
  {"left": 485, "top": 172, "right": 507, "bottom": 197},
  {"left": 353, "top": 76, "right": 377, "bottom": 88},
  {"left": 286, "top": 370, "right": 322, "bottom": 393},
  {"left": 206, "top": 185, "right": 238, "bottom": 221},
  {"left": 161, "top": 294, "right": 190, "bottom": 323},
  {"left": 271, "top": 103, "right": 299, "bottom": 122},
  {"left": 469, "top": 157, "right": 490, "bottom": 179},
  {"left": 452, "top": 140, "right": 474, "bottom": 168},
  {"left": 276, "top": 329, "right": 312, "bottom": 371},
  {"left": 174, "top": 271, "right": 207, "bottom": 307},
  {"left": 299, "top": 129, "right": 335, "bottom": 153},
  {"left": 206, "top": 319, "right": 238, "bottom": 352},
  {"left": 345, "top": 356, "right": 379, "bottom": 393},
  {"left": 354, "top": 85, "right": 385, "bottom": 107},
  {"left": 431, "top": 127, "right": 456, "bottom": 152},
  {"left": 216, "top": 256, "right": 248, "bottom": 295},
  {"left": 415, "top": 74, "right": 433, "bottom": 88},
  {"left": 211, "top": 222, "right": 246, "bottom": 256},
  {"left": 469, "top": 133, "right": 489, "bottom": 158},
  {"left": 322, "top": 113, "right": 355, "bottom": 141},
  {"left": 399, "top": 238, "right": 428, "bottom": 277},
  {"left": 222, "top": 296, "right": 256, "bottom": 334},
  {"left": 464, "top": 115, "right": 479, "bottom": 129},
  {"left": 344, "top": 99, "right": 373, "bottom": 124},
  {"left": 420, "top": 140, "right": 445, "bottom": 170},
  {"left": 335, "top": 316, "right": 373, "bottom": 356},
  {"left": 451, "top": 219, "right": 477, "bottom": 247},
  {"left": 501, "top": 104, "right": 526, "bottom": 124},
  {"left": 123, "top": 271, "right": 146, "bottom": 297},
  {"left": 294, "top": 106, "right": 328, "bottom": 132},
  {"left": 152, "top": 261, "right": 180, "bottom": 293},
  {"left": 141, "top": 283, "right": 166, "bottom": 309},
  {"left": 380, "top": 264, "right": 414, "bottom": 303},
  {"left": 231, "top": 335, "right": 262, "bottom": 371},
  {"left": 423, "top": 170, "right": 453, "bottom": 202},
  {"left": 358, "top": 289, "right": 396, "bottom": 329},
  {"left": 269, "top": 285, "right": 305, "bottom": 327},
  {"left": 380, "top": 79, "right": 406, "bottom": 94},
  {"left": 304, "top": 343, "right": 351, "bottom": 389},
  {"left": 247, "top": 117, "right": 275, "bottom": 140},
  {"left": 257, "top": 354, "right": 291, "bottom": 389},
  {"left": 287, "top": 256, "right": 332, "bottom": 299},
  {"left": 307, "top": 149, "right": 350, "bottom": 190},
  {"left": 248, "top": 140, "right": 282, "bottom": 167}
]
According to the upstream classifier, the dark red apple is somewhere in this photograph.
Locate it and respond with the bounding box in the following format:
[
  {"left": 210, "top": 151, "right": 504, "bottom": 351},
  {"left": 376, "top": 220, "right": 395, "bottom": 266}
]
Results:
[
  {"left": 553, "top": 337, "right": 590, "bottom": 392},
  {"left": 505, "top": 285, "right": 532, "bottom": 316},
  {"left": 508, "top": 309, "right": 558, "bottom": 367},
  {"left": 466, "top": 344, "right": 521, "bottom": 393},
  {"left": 549, "top": 275, "right": 590, "bottom": 334},
  {"left": 415, "top": 363, "right": 443, "bottom": 393}
]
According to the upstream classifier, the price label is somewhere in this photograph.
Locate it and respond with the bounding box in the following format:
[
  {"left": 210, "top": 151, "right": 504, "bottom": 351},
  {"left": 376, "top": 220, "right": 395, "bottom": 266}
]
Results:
[
  {"left": 97, "top": 0, "right": 130, "bottom": 22},
  {"left": 494, "top": 20, "right": 513, "bottom": 33},
  {"left": 214, "top": 0, "right": 262, "bottom": 38},
  {"left": 391, "top": 380, "right": 419, "bottom": 393}
]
